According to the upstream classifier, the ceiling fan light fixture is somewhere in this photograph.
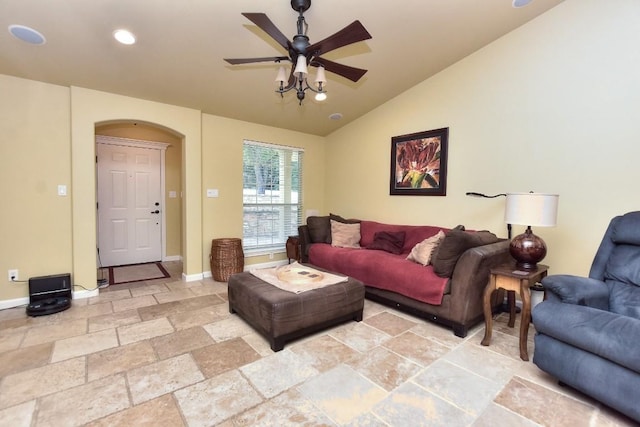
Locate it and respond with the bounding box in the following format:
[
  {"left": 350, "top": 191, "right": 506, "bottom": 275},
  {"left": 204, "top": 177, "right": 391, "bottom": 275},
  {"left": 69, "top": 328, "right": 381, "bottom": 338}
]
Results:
[{"left": 225, "top": 0, "right": 371, "bottom": 106}]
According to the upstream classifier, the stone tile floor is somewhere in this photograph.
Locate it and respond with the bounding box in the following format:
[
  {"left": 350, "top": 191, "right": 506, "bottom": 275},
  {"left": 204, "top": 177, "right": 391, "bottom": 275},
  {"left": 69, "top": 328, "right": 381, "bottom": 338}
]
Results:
[{"left": 0, "top": 261, "right": 636, "bottom": 426}]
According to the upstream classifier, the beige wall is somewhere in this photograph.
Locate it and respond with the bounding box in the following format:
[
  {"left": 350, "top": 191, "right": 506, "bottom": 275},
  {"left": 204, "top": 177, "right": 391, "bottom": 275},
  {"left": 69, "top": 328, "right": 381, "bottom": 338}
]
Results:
[
  {"left": 325, "top": 0, "right": 640, "bottom": 276},
  {"left": 201, "top": 114, "right": 325, "bottom": 268},
  {"left": 0, "top": 76, "right": 72, "bottom": 302},
  {"left": 2, "top": 0, "right": 637, "bottom": 305},
  {"left": 95, "top": 122, "right": 183, "bottom": 258}
]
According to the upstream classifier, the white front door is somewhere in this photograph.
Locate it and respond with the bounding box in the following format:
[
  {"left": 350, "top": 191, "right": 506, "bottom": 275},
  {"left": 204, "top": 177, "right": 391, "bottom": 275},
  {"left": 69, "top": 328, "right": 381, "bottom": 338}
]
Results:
[{"left": 97, "top": 143, "right": 162, "bottom": 267}]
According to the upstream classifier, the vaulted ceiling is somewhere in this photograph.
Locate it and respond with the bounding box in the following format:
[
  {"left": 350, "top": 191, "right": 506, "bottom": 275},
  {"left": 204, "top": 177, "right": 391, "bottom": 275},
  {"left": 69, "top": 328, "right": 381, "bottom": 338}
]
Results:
[{"left": 1, "top": 0, "right": 563, "bottom": 136}]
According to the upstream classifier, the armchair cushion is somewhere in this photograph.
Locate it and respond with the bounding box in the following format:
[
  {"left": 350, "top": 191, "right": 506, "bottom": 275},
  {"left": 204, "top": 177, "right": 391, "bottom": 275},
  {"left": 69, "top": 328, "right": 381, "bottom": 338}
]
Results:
[
  {"left": 608, "top": 281, "right": 640, "bottom": 320},
  {"left": 540, "top": 275, "right": 610, "bottom": 310},
  {"left": 533, "top": 301, "right": 640, "bottom": 373},
  {"left": 611, "top": 212, "right": 640, "bottom": 245},
  {"left": 604, "top": 244, "right": 640, "bottom": 286}
]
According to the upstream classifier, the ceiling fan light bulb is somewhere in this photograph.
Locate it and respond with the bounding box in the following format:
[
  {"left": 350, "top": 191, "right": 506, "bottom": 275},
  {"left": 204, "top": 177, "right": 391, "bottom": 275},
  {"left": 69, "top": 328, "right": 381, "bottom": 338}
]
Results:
[
  {"left": 294, "top": 55, "right": 308, "bottom": 76},
  {"left": 315, "top": 92, "right": 327, "bottom": 102},
  {"left": 314, "top": 66, "right": 327, "bottom": 84}
]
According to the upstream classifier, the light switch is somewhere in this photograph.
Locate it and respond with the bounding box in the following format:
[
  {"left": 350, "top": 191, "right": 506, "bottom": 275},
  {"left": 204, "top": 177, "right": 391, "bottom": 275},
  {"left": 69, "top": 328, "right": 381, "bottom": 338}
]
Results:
[
  {"left": 206, "top": 189, "right": 219, "bottom": 198},
  {"left": 169, "top": 191, "right": 177, "bottom": 198},
  {"left": 57, "top": 185, "right": 67, "bottom": 196}
]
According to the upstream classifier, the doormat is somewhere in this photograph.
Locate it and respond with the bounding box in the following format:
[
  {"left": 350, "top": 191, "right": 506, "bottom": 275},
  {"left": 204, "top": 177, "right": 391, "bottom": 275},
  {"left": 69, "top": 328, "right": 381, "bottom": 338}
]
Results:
[{"left": 107, "top": 262, "right": 170, "bottom": 285}]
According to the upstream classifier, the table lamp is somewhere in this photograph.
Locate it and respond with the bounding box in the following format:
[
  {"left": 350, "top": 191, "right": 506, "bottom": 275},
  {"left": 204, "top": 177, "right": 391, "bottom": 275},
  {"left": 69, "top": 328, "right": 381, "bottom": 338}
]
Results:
[{"left": 504, "top": 192, "right": 559, "bottom": 270}]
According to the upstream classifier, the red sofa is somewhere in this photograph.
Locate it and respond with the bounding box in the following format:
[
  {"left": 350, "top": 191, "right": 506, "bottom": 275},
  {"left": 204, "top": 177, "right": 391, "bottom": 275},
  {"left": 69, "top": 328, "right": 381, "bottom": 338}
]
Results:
[{"left": 299, "top": 217, "right": 512, "bottom": 337}]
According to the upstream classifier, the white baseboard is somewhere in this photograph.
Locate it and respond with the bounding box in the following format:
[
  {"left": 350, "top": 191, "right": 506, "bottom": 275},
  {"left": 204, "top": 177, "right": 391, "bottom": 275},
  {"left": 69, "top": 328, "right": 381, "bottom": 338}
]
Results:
[
  {"left": 182, "top": 272, "right": 204, "bottom": 282},
  {"left": 0, "top": 297, "right": 29, "bottom": 310},
  {"left": 0, "top": 288, "right": 98, "bottom": 310},
  {"left": 74, "top": 289, "right": 99, "bottom": 299},
  {"left": 163, "top": 255, "right": 182, "bottom": 262}
]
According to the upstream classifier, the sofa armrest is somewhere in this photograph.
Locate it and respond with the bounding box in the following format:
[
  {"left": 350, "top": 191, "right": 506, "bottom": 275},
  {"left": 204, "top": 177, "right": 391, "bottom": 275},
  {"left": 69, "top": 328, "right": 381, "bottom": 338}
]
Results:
[
  {"left": 541, "top": 275, "right": 610, "bottom": 310},
  {"left": 448, "top": 240, "right": 512, "bottom": 323},
  {"left": 298, "top": 225, "right": 312, "bottom": 263}
]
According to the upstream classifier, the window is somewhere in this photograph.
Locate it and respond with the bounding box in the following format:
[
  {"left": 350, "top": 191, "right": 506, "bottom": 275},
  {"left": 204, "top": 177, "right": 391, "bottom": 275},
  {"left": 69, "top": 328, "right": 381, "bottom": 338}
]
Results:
[{"left": 242, "top": 140, "right": 303, "bottom": 253}]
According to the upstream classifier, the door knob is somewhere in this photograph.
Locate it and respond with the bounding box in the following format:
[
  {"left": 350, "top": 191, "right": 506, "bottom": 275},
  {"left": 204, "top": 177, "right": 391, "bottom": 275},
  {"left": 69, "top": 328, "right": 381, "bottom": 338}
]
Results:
[{"left": 151, "top": 210, "right": 160, "bottom": 214}]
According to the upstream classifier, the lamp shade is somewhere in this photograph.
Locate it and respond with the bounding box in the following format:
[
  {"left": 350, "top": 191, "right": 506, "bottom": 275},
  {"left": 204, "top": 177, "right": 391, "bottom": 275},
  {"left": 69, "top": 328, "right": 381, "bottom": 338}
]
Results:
[
  {"left": 293, "top": 55, "right": 308, "bottom": 77},
  {"left": 314, "top": 65, "right": 327, "bottom": 84},
  {"left": 504, "top": 193, "right": 559, "bottom": 227},
  {"left": 275, "top": 66, "right": 287, "bottom": 83}
]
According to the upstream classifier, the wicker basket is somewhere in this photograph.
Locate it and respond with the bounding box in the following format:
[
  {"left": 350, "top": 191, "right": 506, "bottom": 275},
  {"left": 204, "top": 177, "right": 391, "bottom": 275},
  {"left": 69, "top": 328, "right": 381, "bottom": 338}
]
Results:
[{"left": 210, "top": 238, "right": 244, "bottom": 282}]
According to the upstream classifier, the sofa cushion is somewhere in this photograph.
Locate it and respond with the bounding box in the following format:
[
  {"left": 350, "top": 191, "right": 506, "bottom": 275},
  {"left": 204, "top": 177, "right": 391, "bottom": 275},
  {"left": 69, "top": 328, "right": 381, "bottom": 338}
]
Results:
[
  {"left": 432, "top": 230, "right": 499, "bottom": 277},
  {"left": 307, "top": 216, "right": 331, "bottom": 244},
  {"left": 309, "top": 243, "right": 449, "bottom": 305},
  {"left": 331, "top": 220, "right": 361, "bottom": 248},
  {"left": 368, "top": 231, "right": 406, "bottom": 255},
  {"left": 407, "top": 230, "right": 445, "bottom": 266}
]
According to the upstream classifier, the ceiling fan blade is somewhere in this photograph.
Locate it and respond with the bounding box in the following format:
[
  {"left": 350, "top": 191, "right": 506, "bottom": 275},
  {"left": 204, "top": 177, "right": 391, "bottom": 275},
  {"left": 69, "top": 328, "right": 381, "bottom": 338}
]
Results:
[
  {"left": 307, "top": 21, "right": 372, "bottom": 56},
  {"left": 224, "top": 56, "right": 289, "bottom": 65},
  {"left": 242, "top": 13, "right": 290, "bottom": 50},
  {"left": 313, "top": 57, "right": 368, "bottom": 82}
]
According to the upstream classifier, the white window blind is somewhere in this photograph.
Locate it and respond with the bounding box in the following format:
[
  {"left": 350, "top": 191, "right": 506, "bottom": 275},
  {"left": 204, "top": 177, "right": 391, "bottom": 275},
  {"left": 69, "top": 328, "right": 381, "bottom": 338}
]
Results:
[{"left": 242, "top": 140, "right": 303, "bottom": 252}]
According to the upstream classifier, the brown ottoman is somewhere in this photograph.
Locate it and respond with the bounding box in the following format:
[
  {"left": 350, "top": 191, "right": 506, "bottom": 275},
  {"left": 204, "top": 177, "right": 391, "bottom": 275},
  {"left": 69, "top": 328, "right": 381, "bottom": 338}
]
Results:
[{"left": 228, "top": 270, "right": 365, "bottom": 351}]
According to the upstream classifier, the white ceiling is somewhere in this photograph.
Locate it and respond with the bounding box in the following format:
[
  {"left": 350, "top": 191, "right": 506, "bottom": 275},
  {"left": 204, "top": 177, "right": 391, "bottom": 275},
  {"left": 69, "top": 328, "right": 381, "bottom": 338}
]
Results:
[{"left": 1, "top": 0, "right": 563, "bottom": 136}]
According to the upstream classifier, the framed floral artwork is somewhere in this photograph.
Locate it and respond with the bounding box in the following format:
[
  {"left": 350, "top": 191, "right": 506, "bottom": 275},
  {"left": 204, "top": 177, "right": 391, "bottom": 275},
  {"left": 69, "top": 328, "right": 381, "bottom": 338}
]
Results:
[{"left": 390, "top": 127, "right": 448, "bottom": 196}]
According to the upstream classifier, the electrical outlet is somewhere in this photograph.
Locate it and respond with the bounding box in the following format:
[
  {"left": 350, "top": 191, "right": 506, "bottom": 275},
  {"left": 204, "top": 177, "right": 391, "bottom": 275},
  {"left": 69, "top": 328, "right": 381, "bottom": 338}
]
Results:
[
  {"left": 269, "top": 253, "right": 274, "bottom": 260},
  {"left": 8, "top": 269, "right": 18, "bottom": 281}
]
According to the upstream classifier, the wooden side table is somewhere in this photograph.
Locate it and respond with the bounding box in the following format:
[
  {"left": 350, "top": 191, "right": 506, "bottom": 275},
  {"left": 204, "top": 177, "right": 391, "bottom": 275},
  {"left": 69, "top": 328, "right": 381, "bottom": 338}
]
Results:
[
  {"left": 285, "top": 235, "right": 301, "bottom": 263},
  {"left": 481, "top": 264, "right": 548, "bottom": 361}
]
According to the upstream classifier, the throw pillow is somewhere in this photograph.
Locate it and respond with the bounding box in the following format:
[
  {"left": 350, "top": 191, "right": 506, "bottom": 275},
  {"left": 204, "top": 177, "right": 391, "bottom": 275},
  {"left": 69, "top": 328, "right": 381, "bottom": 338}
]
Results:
[
  {"left": 307, "top": 216, "right": 331, "bottom": 244},
  {"left": 406, "top": 230, "right": 446, "bottom": 265},
  {"left": 432, "top": 230, "right": 499, "bottom": 277},
  {"left": 330, "top": 219, "right": 361, "bottom": 248},
  {"left": 430, "top": 224, "right": 465, "bottom": 263},
  {"left": 368, "top": 231, "right": 406, "bottom": 255}
]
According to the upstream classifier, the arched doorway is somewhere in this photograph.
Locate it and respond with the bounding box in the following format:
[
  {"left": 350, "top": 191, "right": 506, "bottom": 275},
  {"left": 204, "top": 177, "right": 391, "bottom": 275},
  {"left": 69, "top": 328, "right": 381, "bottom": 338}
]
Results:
[{"left": 95, "top": 121, "right": 183, "bottom": 267}]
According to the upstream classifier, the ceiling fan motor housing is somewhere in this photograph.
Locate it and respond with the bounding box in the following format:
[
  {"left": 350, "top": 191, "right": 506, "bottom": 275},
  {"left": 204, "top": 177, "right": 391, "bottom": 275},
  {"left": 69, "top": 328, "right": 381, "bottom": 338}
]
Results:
[
  {"left": 291, "top": 0, "right": 311, "bottom": 13},
  {"left": 292, "top": 35, "right": 310, "bottom": 56}
]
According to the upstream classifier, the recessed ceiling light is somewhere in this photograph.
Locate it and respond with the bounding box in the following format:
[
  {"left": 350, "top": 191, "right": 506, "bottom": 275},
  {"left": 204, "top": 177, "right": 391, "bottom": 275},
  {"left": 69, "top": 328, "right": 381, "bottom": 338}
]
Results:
[
  {"left": 8, "top": 25, "right": 46, "bottom": 45},
  {"left": 329, "top": 113, "right": 343, "bottom": 121},
  {"left": 113, "top": 29, "right": 136, "bottom": 45},
  {"left": 512, "top": 0, "right": 534, "bottom": 7}
]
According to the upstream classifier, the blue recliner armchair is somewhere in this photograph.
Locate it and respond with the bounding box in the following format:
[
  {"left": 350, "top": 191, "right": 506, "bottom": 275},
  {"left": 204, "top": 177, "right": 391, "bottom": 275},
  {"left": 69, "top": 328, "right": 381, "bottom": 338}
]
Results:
[{"left": 532, "top": 211, "right": 640, "bottom": 422}]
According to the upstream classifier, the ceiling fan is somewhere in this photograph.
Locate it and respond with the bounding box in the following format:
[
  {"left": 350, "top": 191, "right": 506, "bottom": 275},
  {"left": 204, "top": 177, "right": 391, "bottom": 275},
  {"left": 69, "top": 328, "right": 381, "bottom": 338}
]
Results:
[{"left": 224, "top": 0, "right": 372, "bottom": 104}]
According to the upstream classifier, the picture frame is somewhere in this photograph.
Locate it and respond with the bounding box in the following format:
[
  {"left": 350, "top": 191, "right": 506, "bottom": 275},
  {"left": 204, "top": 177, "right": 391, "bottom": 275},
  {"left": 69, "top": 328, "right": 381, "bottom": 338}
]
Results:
[{"left": 390, "top": 127, "right": 448, "bottom": 196}]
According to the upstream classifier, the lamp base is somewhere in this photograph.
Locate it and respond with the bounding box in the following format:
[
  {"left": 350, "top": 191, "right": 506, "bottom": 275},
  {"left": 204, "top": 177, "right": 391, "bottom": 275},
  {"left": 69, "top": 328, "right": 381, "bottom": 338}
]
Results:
[{"left": 509, "top": 227, "right": 547, "bottom": 271}]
